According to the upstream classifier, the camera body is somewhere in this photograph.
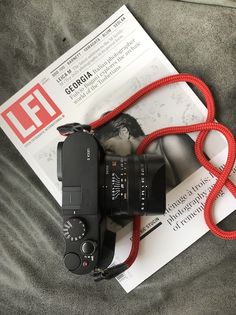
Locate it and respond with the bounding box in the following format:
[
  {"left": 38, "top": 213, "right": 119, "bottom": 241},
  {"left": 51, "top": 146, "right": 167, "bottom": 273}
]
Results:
[
  {"left": 57, "top": 125, "right": 166, "bottom": 274},
  {"left": 58, "top": 129, "right": 106, "bottom": 274}
]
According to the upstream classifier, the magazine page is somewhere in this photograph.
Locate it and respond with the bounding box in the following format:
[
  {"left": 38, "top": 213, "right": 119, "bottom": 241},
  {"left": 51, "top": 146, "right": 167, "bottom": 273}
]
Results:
[
  {"left": 0, "top": 5, "right": 235, "bottom": 292},
  {"left": 113, "top": 148, "right": 236, "bottom": 292}
]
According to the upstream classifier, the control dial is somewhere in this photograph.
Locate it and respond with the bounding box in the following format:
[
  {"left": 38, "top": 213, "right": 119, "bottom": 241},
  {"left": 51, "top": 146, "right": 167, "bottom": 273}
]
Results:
[
  {"left": 63, "top": 218, "right": 86, "bottom": 241},
  {"left": 64, "top": 252, "right": 81, "bottom": 271}
]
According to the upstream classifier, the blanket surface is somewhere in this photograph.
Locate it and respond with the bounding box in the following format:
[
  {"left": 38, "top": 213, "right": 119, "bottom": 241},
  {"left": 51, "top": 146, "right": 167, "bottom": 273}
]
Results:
[{"left": 0, "top": 1, "right": 235, "bottom": 314}]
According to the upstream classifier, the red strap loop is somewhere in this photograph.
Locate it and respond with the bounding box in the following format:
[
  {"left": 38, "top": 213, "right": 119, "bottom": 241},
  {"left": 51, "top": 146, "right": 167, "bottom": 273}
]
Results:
[{"left": 90, "top": 73, "right": 236, "bottom": 269}]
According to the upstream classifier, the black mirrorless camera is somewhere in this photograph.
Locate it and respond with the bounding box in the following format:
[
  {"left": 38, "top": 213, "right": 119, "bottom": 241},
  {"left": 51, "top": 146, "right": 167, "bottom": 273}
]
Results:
[{"left": 57, "top": 123, "right": 166, "bottom": 275}]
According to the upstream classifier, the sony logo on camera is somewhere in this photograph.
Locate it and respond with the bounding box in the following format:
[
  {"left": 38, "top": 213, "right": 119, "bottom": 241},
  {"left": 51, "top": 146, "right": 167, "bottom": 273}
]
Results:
[{"left": 1, "top": 84, "right": 62, "bottom": 144}]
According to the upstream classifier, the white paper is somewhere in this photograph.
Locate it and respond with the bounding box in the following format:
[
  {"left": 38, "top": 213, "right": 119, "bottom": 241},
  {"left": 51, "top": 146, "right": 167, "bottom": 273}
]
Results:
[
  {"left": 0, "top": 5, "right": 235, "bottom": 293},
  {"left": 113, "top": 148, "right": 236, "bottom": 292}
]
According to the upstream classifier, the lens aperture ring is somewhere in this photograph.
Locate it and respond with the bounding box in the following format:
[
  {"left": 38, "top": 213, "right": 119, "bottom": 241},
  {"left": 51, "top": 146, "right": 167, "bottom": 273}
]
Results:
[{"left": 100, "top": 154, "right": 166, "bottom": 216}]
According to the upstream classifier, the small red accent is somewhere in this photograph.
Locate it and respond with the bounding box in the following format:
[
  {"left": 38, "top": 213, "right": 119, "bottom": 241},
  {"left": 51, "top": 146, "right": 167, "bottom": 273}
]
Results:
[{"left": 82, "top": 260, "right": 89, "bottom": 267}]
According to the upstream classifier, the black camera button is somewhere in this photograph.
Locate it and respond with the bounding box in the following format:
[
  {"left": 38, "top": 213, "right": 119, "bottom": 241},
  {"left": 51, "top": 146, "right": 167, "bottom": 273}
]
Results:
[
  {"left": 82, "top": 260, "right": 90, "bottom": 268},
  {"left": 81, "top": 240, "right": 96, "bottom": 255},
  {"left": 64, "top": 252, "right": 81, "bottom": 271}
]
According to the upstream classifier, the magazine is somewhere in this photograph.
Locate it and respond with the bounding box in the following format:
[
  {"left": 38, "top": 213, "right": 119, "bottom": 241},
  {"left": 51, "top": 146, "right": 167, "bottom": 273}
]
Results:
[{"left": 0, "top": 5, "right": 235, "bottom": 292}]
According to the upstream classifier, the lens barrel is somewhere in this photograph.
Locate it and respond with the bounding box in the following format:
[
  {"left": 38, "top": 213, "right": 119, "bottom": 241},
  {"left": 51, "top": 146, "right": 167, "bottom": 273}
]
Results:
[{"left": 100, "top": 155, "right": 166, "bottom": 216}]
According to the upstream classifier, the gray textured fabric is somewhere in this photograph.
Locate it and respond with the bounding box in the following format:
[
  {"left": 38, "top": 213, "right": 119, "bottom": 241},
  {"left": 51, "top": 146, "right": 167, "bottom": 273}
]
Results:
[
  {"left": 0, "top": 1, "right": 236, "bottom": 314},
  {"left": 178, "top": 0, "right": 236, "bottom": 8}
]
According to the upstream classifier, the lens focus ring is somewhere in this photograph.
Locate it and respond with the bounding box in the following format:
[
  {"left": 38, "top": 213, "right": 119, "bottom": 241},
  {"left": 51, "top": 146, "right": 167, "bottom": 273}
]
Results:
[{"left": 100, "top": 154, "right": 166, "bottom": 216}]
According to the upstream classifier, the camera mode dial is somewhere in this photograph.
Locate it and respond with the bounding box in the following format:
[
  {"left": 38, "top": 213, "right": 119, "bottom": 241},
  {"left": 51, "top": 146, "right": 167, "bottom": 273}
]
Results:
[{"left": 63, "top": 218, "right": 86, "bottom": 241}]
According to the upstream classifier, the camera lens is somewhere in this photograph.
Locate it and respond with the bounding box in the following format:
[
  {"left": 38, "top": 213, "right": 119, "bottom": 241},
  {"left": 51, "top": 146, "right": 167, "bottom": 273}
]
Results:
[{"left": 99, "top": 155, "right": 166, "bottom": 216}]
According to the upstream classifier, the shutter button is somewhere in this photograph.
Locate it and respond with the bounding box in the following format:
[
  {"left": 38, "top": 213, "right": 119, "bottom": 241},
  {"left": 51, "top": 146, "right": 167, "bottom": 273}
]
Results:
[{"left": 81, "top": 240, "right": 96, "bottom": 255}]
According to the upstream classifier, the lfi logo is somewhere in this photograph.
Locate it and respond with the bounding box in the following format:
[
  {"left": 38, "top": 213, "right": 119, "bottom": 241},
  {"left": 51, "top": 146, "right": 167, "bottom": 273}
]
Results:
[{"left": 1, "top": 84, "right": 62, "bottom": 144}]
